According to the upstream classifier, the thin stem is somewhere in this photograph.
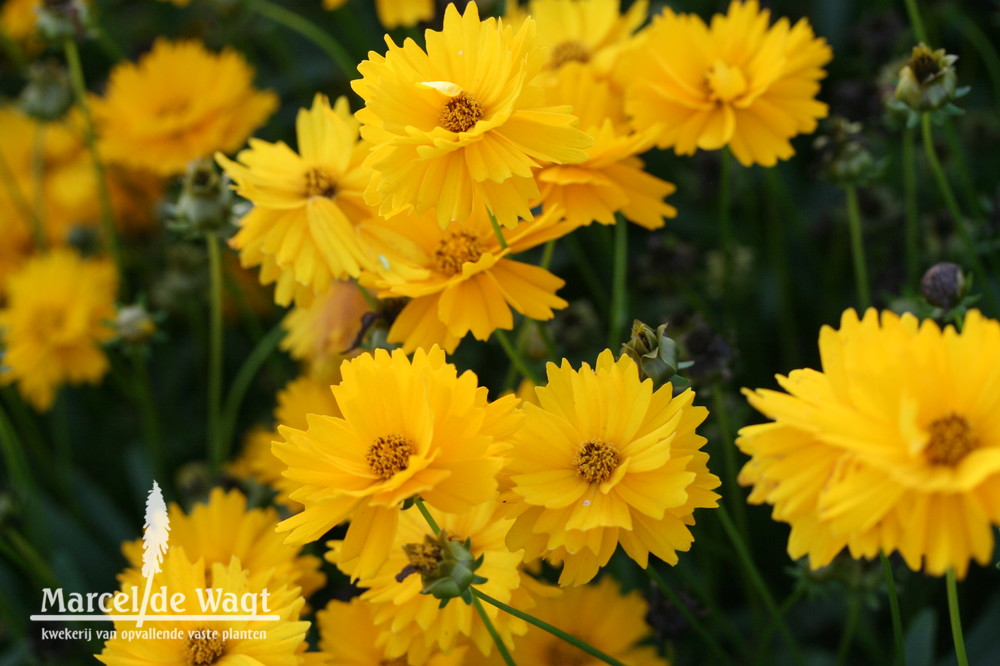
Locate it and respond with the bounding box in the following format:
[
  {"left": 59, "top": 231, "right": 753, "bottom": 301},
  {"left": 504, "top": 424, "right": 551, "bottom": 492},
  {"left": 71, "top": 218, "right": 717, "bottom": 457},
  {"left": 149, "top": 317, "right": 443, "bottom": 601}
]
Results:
[
  {"left": 473, "top": 595, "right": 517, "bottom": 666},
  {"left": 946, "top": 7, "right": 1000, "bottom": 106},
  {"left": 218, "top": 322, "right": 286, "bottom": 455},
  {"left": 608, "top": 216, "right": 628, "bottom": 347},
  {"left": 131, "top": 353, "right": 163, "bottom": 479},
  {"left": 206, "top": 234, "right": 225, "bottom": 470},
  {"left": 0, "top": 400, "right": 34, "bottom": 504},
  {"left": 353, "top": 278, "right": 379, "bottom": 310},
  {"left": 488, "top": 208, "right": 510, "bottom": 250},
  {"left": 945, "top": 568, "right": 970, "bottom": 666},
  {"left": 758, "top": 585, "right": 805, "bottom": 658},
  {"left": 494, "top": 329, "right": 541, "bottom": 385},
  {"left": 844, "top": 185, "right": 871, "bottom": 310},
  {"left": 763, "top": 168, "right": 800, "bottom": 368},
  {"left": 646, "top": 566, "right": 734, "bottom": 662},
  {"left": 717, "top": 504, "right": 804, "bottom": 666},
  {"left": 413, "top": 497, "right": 441, "bottom": 535},
  {"left": 0, "top": 529, "right": 58, "bottom": 588},
  {"left": 566, "top": 234, "right": 610, "bottom": 316},
  {"left": 835, "top": 594, "right": 861, "bottom": 666},
  {"left": 473, "top": 589, "right": 628, "bottom": 666},
  {"left": 540, "top": 239, "right": 556, "bottom": 270},
  {"left": 921, "top": 112, "right": 999, "bottom": 312},
  {"left": 63, "top": 38, "right": 123, "bottom": 282},
  {"left": 880, "top": 552, "right": 906, "bottom": 666},
  {"left": 719, "top": 149, "right": 733, "bottom": 291},
  {"left": 31, "top": 123, "right": 47, "bottom": 249},
  {"left": 712, "top": 385, "right": 749, "bottom": 541},
  {"left": 0, "top": 148, "right": 41, "bottom": 238},
  {"left": 251, "top": 0, "right": 357, "bottom": 77},
  {"left": 902, "top": 0, "right": 928, "bottom": 43},
  {"left": 902, "top": 129, "right": 920, "bottom": 287},
  {"left": 0, "top": 28, "right": 27, "bottom": 71}
]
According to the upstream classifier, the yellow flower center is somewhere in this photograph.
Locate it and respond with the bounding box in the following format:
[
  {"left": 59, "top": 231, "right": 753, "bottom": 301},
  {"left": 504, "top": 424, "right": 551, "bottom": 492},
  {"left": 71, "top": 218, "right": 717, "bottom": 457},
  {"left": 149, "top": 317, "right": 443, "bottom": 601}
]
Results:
[
  {"left": 544, "top": 641, "right": 588, "bottom": 666},
  {"left": 304, "top": 167, "right": 337, "bottom": 198},
  {"left": 366, "top": 433, "right": 413, "bottom": 479},
  {"left": 440, "top": 92, "right": 484, "bottom": 133},
  {"left": 705, "top": 60, "right": 748, "bottom": 103},
  {"left": 186, "top": 629, "right": 224, "bottom": 665},
  {"left": 925, "top": 413, "right": 978, "bottom": 467},
  {"left": 573, "top": 439, "right": 620, "bottom": 483},
  {"left": 550, "top": 41, "right": 590, "bottom": 68},
  {"left": 434, "top": 230, "right": 484, "bottom": 276},
  {"left": 402, "top": 540, "right": 443, "bottom": 575}
]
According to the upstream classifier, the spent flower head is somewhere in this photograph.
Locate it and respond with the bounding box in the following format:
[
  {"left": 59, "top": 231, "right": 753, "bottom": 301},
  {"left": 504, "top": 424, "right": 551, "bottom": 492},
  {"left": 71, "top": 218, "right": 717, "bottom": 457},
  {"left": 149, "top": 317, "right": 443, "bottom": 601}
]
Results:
[{"left": 895, "top": 43, "right": 959, "bottom": 112}]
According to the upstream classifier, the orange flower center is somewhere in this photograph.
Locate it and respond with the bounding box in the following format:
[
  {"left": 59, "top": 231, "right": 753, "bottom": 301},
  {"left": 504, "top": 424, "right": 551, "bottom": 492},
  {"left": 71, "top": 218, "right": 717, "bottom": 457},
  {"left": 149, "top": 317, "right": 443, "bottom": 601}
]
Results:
[
  {"left": 544, "top": 641, "right": 589, "bottom": 666},
  {"left": 186, "top": 629, "right": 225, "bottom": 665},
  {"left": 367, "top": 433, "right": 413, "bottom": 479},
  {"left": 434, "top": 230, "right": 484, "bottom": 276},
  {"left": 440, "top": 92, "right": 484, "bottom": 133},
  {"left": 574, "top": 439, "right": 620, "bottom": 483},
  {"left": 550, "top": 40, "right": 590, "bottom": 68},
  {"left": 304, "top": 167, "right": 337, "bottom": 198},
  {"left": 925, "top": 413, "right": 978, "bottom": 467},
  {"left": 705, "top": 60, "right": 748, "bottom": 103}
]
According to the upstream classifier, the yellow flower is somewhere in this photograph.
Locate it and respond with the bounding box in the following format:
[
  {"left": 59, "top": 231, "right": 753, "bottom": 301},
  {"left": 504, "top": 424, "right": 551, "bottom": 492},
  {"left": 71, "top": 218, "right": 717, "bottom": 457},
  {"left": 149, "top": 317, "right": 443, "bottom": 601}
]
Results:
[
  {"left": 506, "top": 0, "right": 647, "bottom": 78},
  {"left": 620, "top": 0, "right": 832, "bottom": 167},
  {"left": 352, "top": 1, "right": 592, "bottom": 228},
  {"left": 371, "top": 0, "right": 435, "bottom": 29},
  {"left": 118, "top": 487, "right": 325, "bottom": 599},
  {"left": 97, "top": 549, "right": 308, "bottom": 666},
  {"left": 0, "top": 249, "right": 116, "bottom": 411},
  {"left": 364, "top": 207, "right": 567, "bottom": 353},
  {"left": 93, "top": 39, "right": 277, "bottom": 176},
  {"left": 534, "top": 63, "right": 677, "bottom": 230},
  {"left": 219, "top": 95, "right": 381, "bottom": 306},
  {"left": 738, "top": 309, "right": 1000, "bottom": 579},
  {"left": 326, "top": 502, "right": 537, "bottom": 663},
  {"left": 316, "top": 597, "right": 468, "bottom": 665},
  {"left": 471, "top": 576, "right": 669, "bottom": 666},
  {"left": 503, "top": 350, "right": 720, "bottom": 586},
  {"left": 274, "top": 346, "right": 519, "bottom": 579},
  {"left": 279, "top": 279, "right": 373, "bottom": 370}
]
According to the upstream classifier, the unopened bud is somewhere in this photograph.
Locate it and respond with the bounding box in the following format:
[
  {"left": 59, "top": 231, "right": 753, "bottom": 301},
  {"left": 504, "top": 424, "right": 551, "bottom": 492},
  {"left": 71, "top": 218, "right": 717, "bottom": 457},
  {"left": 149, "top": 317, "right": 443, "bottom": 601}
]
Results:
[
  {"left": 895, "top": 43, "right": 959, "bottom": 112},
  {"left": 920, "top": 262, "right": 966, "bottom": 310},
  {"left": 36, "top": 0, "right": 91, "bottom": 42},
  {"left": 621, "top": 320, "right": 691, "bottom": 387},
  {"left": 168, "top": 158, "right": 235, "bottom": 236},
  {"left": 115, "top": 304, "right": 157, "bottom": 345},
  {"left": 18, "top": 61, "right": 73, "bottom": 122},
  {"left": 397, "top": 530, "right": 487, "bottom": 607},
  {"left": 813, "top": 117, "right": 881, "bottom": 186}
]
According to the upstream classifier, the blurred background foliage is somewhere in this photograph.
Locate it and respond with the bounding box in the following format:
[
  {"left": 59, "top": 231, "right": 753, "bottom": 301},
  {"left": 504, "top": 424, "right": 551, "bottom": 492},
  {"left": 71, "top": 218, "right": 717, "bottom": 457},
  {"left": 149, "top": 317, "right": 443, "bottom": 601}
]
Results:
[{"left": 1, "top": 0, "right": 1000, "bottom": 664}]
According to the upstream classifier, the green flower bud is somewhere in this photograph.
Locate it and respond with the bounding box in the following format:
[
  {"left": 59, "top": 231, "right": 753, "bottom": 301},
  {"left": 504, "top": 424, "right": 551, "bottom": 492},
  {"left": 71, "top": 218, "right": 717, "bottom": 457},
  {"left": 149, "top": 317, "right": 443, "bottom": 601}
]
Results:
[
  {"left": 895, "top": 43, "right": 958, "bottom": 112},
  {"left": 114, "top": 304, "right": 158, "bottom": 346},
  {"left": 813, "top": 117, "right": 882, "bottom": 186},
  {"left": 920, "top": 262, "right": 967, "bottom": 310},
  {"left": 36, "top": 0, "right": 91, "bottom": 42},
  {"left": 620, "top": 320, "right": 691, "bottom": 387},
  {"left": 397, "top": 531, "right": 487, "bottom": 607},
  {"left": 18, "top": 61, "right": 74, "bottom": 122},
  {"left": 168, "top": 158, "right": 235, "bottom": 236}
]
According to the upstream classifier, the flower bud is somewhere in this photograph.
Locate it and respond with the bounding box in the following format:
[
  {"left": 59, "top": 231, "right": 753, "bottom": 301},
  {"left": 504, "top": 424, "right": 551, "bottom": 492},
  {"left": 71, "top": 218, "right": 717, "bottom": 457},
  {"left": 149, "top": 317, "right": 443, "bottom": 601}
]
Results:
[
  {"left": 167, "top": 158, "right": 236, "bottom": 236},
  {"left": 920, "top": 262, "right": 966, "bottom": 310},
  {"left": 397, "top": 530, "right": 487, "bottom": 607},
  {"left": 621, "top": 320, "right": 691, "bottom": 387},
  {"left": 894, "top": 43, "right": 958, "bottom": 112},
  {"left": 18, "top": 61, "right": 74, "bottom": 122},
  {"left": 813, "top": 117, "right": 881, "bottom": 186},
  {"left": 36, "top": 0, "right": 91, "bottom": 42},
  {"left": 115, "top": 304, "right": 158, "bottom": 345}
]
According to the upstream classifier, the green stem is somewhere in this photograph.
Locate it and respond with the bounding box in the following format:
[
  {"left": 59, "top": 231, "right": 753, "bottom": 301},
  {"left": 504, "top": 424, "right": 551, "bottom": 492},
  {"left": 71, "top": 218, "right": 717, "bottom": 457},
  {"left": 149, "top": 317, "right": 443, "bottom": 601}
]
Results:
[
  {"left": 0, "top": 148, "right": 41, "bottom": 240},
  {"left": 131, "top": 353, "right": 163, "bottom": 479},
  {"left": 488, "top": 208, "right": 510, "bottom": 250},
  {"left": 0, "top": 400, "right": 34, "bottom": 504},
  {"left": 880, "top": 552, "right": 906, "bottom": 666},
  {"left": 902, "top": 0, "right": 928, "bottom": 43},
  {"left": 31, "top": 123, "right": 47, "bottom": 249},
  {"left": 0, "top": 528, "right": 59, "bottom": 588},
  {"left": 413, "top": 497, "right": 441, "bottom": 535},
  {"left": 63, "top": 38, "right": 122, "bottom": 282},
  {"left": 206, "top": 234, "right": 225, "bottom": 470},
  {"left": 0, "top": 28, "right": 27, "bottom": 71},
  {"left": 473, "top": 589, "right": 628, "bottom": 666},
  {"left": 921, "top": 112, "right": 999, "bottom": 312},
  {"left": 835, "top": 594, "right": 861, "bottom": 666},
  {"left": 717, "top": 504, "right": 803, "bottom": 666},
  {"left": 646, "top": 566, "right": 734, "bottom": 662},
  {"left": 251, "top": 0, "right": 357, "bottom": 77},
  {"left": 844, "top": 185, "right": 871, "bottom": 310},
  {"left": 718, "top": 148, "right": 735, "bottom": 329},
  {"left": 494, "top": 329, "right": 541, "bottom": 385},
  {"left": 540, "top": 239, "right": 556, "bottom": 270},
  {"left": 566, "top": 234, "right": 610, "bottom": 316},
  {"left": 473, "top": 595, "right": 517, "bottom": 666},
  {"left": 218, "top": 322, "right": 286, "bottom": 455},
  {"left": 902, "top": 129, "right": 920, "bottom": 287},
  {"left": 608, "top": 216, "right": 628, "bottom": 347},
  {"left": 763, "top": 168, "right": 800, "bottom": 368},
  {"left": 758, "top": 585, "right": 805, "bottom": 658},
  {"left": 354, "top": 278, "right": 379, "bottom": 310},
  {"left": 946, "top": 7, "right": 1000, "bottom": 106},
  {"left": 945, "top": 568, "right": 969, "bottom": 666},
  {"left": 712, "top": 385, "right": 749, "bottom": 542}
]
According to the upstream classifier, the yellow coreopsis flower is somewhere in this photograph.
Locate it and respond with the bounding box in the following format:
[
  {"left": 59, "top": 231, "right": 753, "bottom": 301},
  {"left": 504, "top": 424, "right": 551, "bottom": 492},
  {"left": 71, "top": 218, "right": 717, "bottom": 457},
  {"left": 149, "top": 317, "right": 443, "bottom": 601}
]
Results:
[
  {"left": 620, "top": 0, "right": 832, "bottom": 167},
  {"left": 326, "top": 502, "right": 539, "bottom": 663},
  {"left": 364, "top": 207, "right": 567, "bottom": 353},
  {"left": 118, "top": 487, "right": 325, "bottom": 599},
  {"left": 219, "top": 95, "right": 382, "bottom": 306},
  {"left": 92, "top": 39, "right": 277, "bottom": 176},
  {"left": 352, "top": 1, "right": 592, "bottom": 228},
  {"left": 97, "top": 550, "right": 308, "bottom": 666},
  {"left": 534, "top": 63, "right": 677, "bottom": 230},
  {"left": 471, "top": 576, "right": 669, "bottom": 666},
  {"left": 738, "top": 309, "right": 1000, "bottom": 579},
  {"left": 506, "top": 0, "right": 647, "bottom": 78},
  {"left": 0, "top": 249, "right": 116, "bottom": 411},
  {"left": 274, "top": 346, "right": 520, "bottom": 580},
  {"left": 503, "top": 349, "right": 721, "bottom": 586}
]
